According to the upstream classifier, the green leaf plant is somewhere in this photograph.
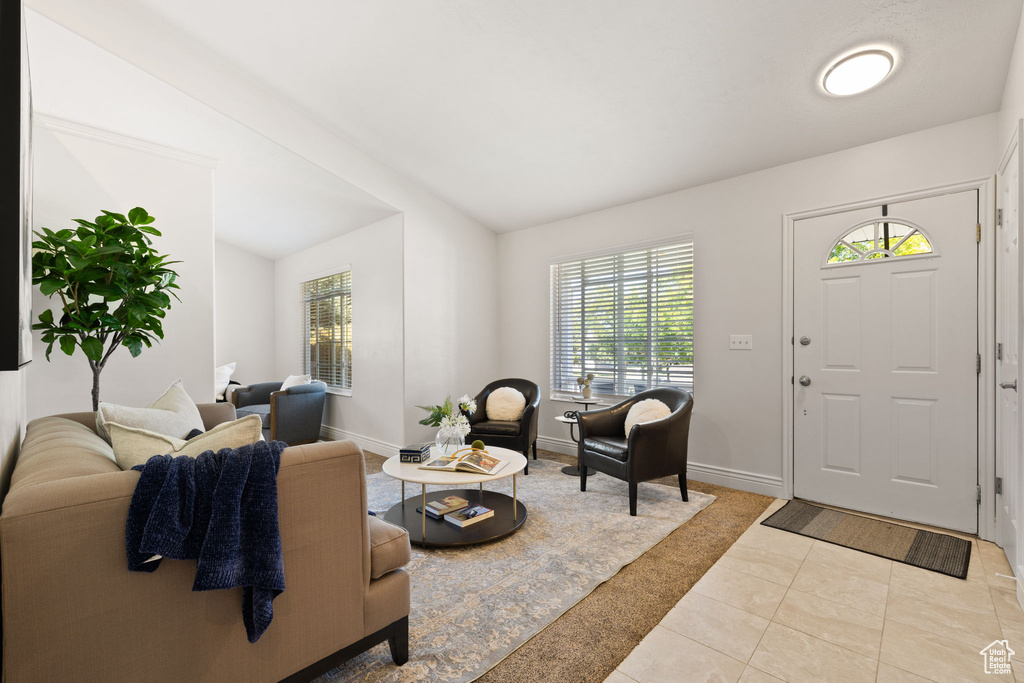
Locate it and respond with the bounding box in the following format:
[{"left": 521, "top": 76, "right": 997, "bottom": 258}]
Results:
[{"left": 31, "top": 208, "right": 181, "bottom": 410}]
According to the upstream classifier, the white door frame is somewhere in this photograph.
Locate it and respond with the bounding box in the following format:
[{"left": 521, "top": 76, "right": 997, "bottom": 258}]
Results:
[{"left": 781, "top": 177, "right": 996, "bottom": 540}]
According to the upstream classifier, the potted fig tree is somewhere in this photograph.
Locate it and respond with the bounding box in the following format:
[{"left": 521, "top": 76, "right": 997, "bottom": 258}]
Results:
[{"left": 31, "top": 207, "right": 181, "bottom": 410}]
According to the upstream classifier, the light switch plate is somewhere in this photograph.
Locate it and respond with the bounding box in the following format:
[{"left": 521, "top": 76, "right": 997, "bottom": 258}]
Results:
[{"left": 729, "top": 334, "right": 753, "bottom": 350}]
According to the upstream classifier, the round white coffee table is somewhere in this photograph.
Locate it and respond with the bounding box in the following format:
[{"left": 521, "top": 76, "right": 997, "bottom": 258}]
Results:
[{"left": 381, "top": 446, "right": 528, "bottom": 547}]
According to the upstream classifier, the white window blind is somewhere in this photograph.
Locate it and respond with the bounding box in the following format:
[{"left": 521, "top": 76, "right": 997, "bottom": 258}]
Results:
[
  {"left": 301, "top": 270, "right": 352, "bottom": 390},
  {"left": 550, "top": 239, "right": 693, "bottom": 398}
]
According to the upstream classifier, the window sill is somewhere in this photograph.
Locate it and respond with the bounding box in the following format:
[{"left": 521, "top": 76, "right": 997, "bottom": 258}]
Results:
[
  {"left": 550, "top": 393, "right": 621, "bottom": 404},
  {"left": 550, "top": 389, "right": 694, "bottom": 404},
  {"left": 325, "top": 387, "right": 353, "bottom": 397}
]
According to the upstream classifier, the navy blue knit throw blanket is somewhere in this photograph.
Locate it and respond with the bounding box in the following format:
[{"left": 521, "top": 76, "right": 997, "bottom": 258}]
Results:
[{"left": 125, "top": 440, "right": 287, "bottom": 643}]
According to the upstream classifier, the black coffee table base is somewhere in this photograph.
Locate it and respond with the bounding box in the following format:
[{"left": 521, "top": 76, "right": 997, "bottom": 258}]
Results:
[
  {"left": 382, "top": 488, "right": 528, "bottom": 547},
  {"left": 561, "top": 465, "right": 592, "bottom": 477}
]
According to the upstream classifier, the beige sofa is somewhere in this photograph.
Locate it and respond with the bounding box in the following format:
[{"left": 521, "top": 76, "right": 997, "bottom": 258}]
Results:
[{"left": 1, "top": 404, "right": 411, "bottom": 682}]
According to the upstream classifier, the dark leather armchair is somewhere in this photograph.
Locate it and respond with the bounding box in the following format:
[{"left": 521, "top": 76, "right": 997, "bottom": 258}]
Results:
[
  {"left": 578, "top": 387, "right": 694, "bottom": 516},
  {"left": 465, "top": 378, "right": 541, "bottom": 475},
  {"left": 232, "top": 380, "right": 328, "bottom": 446}
]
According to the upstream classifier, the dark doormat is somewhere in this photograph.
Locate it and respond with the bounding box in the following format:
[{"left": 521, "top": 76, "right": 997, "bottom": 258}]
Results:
[{"left": 761, "top": 500, "right": 972, "bottom": 579}]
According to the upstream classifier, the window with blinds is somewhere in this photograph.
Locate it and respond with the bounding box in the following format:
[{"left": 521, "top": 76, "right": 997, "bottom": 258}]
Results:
[
  {"left": 550, "top": 239, "right": 693, "bottom": 398},
  {"left": 301, "top": 270, "right": 352, "bottom": 390}
]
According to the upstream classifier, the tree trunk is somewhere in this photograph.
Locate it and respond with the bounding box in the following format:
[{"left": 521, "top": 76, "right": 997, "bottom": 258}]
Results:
[{"left": 91, "top": 363, "right": 102, "bottom": 411}]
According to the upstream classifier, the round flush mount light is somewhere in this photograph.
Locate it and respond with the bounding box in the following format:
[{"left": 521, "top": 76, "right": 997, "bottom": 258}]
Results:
[{"left": 822, "top": 49, "right": 894, "bottom": 96}]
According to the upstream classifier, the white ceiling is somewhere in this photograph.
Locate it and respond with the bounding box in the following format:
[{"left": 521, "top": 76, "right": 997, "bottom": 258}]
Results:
[
  {"left": 26, "top": 11, "right": 398, "bottom": 259},
  {"left": 33, "top": 0, "right": 1024, "bottom": 233}
]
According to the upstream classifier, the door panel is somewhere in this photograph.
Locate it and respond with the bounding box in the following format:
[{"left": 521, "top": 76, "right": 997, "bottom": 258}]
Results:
[
  {"left": 794, "top": 191, "right": 978, "bottom": 532},
  {"left": 997, "top": 139, "right": 1020, "bottom": 578}
]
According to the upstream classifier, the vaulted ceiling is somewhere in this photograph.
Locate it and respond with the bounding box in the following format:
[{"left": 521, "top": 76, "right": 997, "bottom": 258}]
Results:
[{"left": 28, "top": 0, "right": 1024, "bottom": 233}]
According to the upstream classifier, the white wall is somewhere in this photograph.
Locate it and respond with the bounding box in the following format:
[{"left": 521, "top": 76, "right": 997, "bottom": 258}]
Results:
[
  {"left": 23, "top": 3, "right": 502, "bottom": 449},
  {"left": 999, "top": 13, "right": 1024, "bottom": 154},
  {"left": 498, "top": 114, "right": 998, "bottom": 496},
  {"left": 0, "top": 370, "right": 26, "bottom": 500},
  {"left": 27, "top": 121, "right": 215, "bottom": 416},
  {"left": 215, "top": 240, "right": 275, "bottom": 382},
  {"left": 402, "top": 211, "right": 500, "bottom": 444},
  {"left": 274, "top": 214, "right": 405, "bottom": 453}
]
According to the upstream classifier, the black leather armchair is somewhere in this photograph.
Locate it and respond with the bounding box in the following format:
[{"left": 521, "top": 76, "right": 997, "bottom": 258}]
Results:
[
  {"left": 232, "top": 380, "right": 327, "bottom": 446},
  {"left": 578, "top": 387, "right": 694, "bottom": 516},
  {"left": 465, "top": 378, "right": 541, "bottom": 475}
]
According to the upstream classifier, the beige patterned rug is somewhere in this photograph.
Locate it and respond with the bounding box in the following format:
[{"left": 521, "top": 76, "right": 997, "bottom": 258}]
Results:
[{"left": 318, "top": 458, "right": 715, "bottom": 682}]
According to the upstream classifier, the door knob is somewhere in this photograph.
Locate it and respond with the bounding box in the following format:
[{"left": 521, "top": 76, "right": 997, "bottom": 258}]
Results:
[
  {"left": 799, "top": 376, "right": 811, "bottom": 386},
  {"left": 799, "top": 336, "right": 811, "bottom": 346},
  {"left": 1001, "top": 379, "right": 1018, "bottom": 391}
]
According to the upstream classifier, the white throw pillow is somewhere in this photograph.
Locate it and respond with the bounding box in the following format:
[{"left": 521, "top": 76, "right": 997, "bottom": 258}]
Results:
[
  {"left": 214, "top": 362, "right": 237, "bottom": 400},
  {"left": 96, "top": 379, "right": 205, "bottom": 443},
  {"left": 486, "top": 386, "right": 527, "bottom": 421},
  {"left": 624, "top": 399, "right": 672, "bottom": 437},
  {"left": 281, "top": 374, "right": 311, "bottom": 391},
  {"left": 107, "top": 414, "right": 265, "bottom": 470}
]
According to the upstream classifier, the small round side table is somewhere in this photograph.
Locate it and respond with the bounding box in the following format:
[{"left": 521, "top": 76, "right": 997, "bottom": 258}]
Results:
[{"left": 557, "top": 397, "right": 603, "bottom": 476}]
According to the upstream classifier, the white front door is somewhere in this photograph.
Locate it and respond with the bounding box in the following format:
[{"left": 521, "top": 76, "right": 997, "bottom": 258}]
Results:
[
  {"left": 794, "top": 190, "right": 979, "bottom": 533},
  {"left": 997, "top": 136, "right": 1021, "bottom": 577}
]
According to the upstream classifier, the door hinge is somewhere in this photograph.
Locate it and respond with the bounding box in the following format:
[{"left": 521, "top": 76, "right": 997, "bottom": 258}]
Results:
[
  {"left": 998, "top": 208, "right": 1004, "bottom": 228},
  {"left": 977, "top": 223, "right": 982, "bottom": 242},
  {"left": 997, "top": 477, "right": 1003, "bottom": 495},
  {"left": 978, "top": 485, "right": 983, "bottom": 505},
  {"left": 791, "top": 376, "right": 794, "bottom": 385},
  {"left": 998, "top": 342, "right": 1004, "bottom": 361},
  {"left": 977, "top": 353, "right": 982, "bottom": 374}
]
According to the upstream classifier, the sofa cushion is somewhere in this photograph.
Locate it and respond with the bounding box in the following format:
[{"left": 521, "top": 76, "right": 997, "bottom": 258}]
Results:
[
  {"left": 96, "top": 379, "right": 205, "bottom": 443},
  {"left": 368, "top": 516, "right": 411, "bottom": 579},
  {"left": 470, "top": 420, "right": 521, "bottom": 436},
  {"left": 236, "top": 404, "right": 271, "bottom": 428},
  {"left": 583, "top": 436, "right": 629, "bottom": 461},
  {"left": 214, "top": 362, "right": 236, "bottom": 401},
  {"left": 9, "top": 417, "right": 121, "bottom": 493},
  {"left": 281, "top": 374, "right": 311, "bottom": 391},
  {"left": 106, "top": 415, "right": 265, "bottom": 470}
]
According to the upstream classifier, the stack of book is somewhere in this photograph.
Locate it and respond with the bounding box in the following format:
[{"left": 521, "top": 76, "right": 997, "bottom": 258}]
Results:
[
  {"left": 445, "top": 504, "right": 494, "bottom": 528},
  {"left": 422, "top": 495, "right": 469, "bottom": 520},
  {"left": 399, "top": 442, "right": 432, "bottom": 463}
]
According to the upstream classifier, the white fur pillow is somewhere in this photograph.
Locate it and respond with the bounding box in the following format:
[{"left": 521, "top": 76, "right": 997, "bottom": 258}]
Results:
[
  {"left": 486, "top": 386, "right": 527, "bottom": 421},
  {"left": 624, "top": 399, "right": 672, "bottom": 436}
]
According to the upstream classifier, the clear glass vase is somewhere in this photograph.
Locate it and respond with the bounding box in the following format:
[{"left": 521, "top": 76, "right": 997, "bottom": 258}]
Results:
[{"left": 435, "top": 430, "right": 465, "bottom": 456}]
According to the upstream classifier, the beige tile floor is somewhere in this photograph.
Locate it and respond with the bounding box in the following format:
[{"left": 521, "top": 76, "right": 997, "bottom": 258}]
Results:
[{"left": 607, "top": 499, "right": 1024, "bottom": 682}]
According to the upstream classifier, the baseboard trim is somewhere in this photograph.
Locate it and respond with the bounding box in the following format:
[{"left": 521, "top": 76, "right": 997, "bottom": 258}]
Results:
[
  {"left": 686, "top": 461, "right": 783, "bottom": 498},
  {"left": 537, "top": 434, "right": 782, "bottom": 497},
  {"left": 320, "top": 425, "right": 400, "bottom": 459},
  {"left": 536, "top": 434, "right": 576, "bottom": 456}
]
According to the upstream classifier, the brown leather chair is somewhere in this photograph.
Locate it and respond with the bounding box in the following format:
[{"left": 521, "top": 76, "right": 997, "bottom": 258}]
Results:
[
  {"left": 465, "top": 378, "right": 541, "bottom": 475},
  {"left": 577, "top": 387, "right": 694, "bottom": 516}
]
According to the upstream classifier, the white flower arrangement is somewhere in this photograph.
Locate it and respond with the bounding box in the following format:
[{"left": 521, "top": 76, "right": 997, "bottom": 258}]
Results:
[{"left": 418, "top": 394, "right": 476, "bottom": 440}]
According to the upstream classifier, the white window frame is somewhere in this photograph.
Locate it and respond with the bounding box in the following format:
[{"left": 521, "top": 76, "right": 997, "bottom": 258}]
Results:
[
  {"left": 549, "top": 236, "right": 694, "bottom": 401},
  {"left": 300, "top": 265, "right": 352, "bottom": 395}
]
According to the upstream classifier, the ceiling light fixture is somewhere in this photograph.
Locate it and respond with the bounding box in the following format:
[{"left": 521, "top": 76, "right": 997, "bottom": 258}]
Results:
[{"left": 822, "top": 49, "right": 894, "bottom": 96}]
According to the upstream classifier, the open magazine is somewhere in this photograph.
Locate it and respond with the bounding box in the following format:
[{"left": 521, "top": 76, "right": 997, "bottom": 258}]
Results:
[{"left": 418, "top": 448, "right": 507, "bottom": 475}]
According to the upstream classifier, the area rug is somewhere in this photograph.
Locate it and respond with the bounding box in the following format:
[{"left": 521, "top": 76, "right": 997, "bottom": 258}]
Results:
[
  {"left": 761, "top": 499, "right": 972, "bottom": 579},
  {"left": 317, "top": 458, "right": 715, "bottom": 682}
]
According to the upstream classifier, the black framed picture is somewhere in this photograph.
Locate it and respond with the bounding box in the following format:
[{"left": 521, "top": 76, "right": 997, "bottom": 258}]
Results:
[{"left": 0, "top": 0, "right": 32, "bottom": 371}]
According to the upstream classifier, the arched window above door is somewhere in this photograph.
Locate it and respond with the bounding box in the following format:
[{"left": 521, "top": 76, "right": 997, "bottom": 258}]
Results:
[{"left": 826, "top": 219, "right": 934, "bottom": 264}]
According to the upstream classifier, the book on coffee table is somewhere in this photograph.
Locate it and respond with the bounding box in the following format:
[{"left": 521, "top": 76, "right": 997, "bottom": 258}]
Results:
[
  {"left": 421, "top": 495, "right": 470, "bottom": 519},
  {"left": 444, "top": 504, "right": 494, "bottom": 528},
  {"left": 418, "top": 450, "right": 507, "bottom": 475}
]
